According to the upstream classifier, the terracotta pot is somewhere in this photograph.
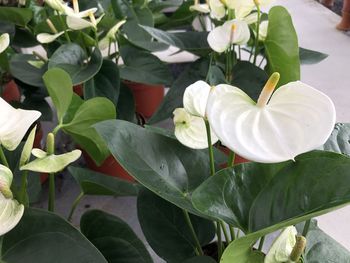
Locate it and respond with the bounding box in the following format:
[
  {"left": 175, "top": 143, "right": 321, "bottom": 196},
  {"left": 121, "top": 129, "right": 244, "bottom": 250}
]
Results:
[
  {"left": 125, "top": 81, "right": 165, "bottom": 118},
  {"left": 73, "top": 84, "right": 84, "bottom": 97},
  {"left": 1, "top": 80, "right": 21, "bottom": 102},
  {"left": 218, "top": 145, "right": 250, "bottom": 168},
  {"left": 82, "top": 151, "right": 135, "bottom": 182}
]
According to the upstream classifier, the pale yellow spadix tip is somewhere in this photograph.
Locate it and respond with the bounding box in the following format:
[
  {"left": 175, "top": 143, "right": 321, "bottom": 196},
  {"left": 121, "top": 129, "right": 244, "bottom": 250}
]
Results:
[{"left": 257, "top": 72, "right": 280, "bottom": 107}]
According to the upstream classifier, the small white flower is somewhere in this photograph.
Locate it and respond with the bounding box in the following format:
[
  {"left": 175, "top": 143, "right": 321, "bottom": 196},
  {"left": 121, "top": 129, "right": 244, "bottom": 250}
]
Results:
[
  {"left": 98, "top": 20, "right": 126, "bottom": 50},
  {"left": 264, "top": 226, "right": 297, "bottom": 263},
  {"left": 207, "top": 19, "right": 250, "bottom": 53},
  {"left": 66, "top": 13, "right": 104, "bottom": 30},
  {"left": 209, "top": 0, "right": 226, "bottom": 20},
  {"left": 37, "top": 32, "right": 65, "bottom": 44},
  {"left": 206, "top": 73, "right": 336, "bottom": 163},
  {"left": 183, "top": 80, "right": 212, "bottom": 118},
  {"left": 0, "top": 33, "right": 10, "bottom": 54},
  {"left": 0, "top": 97, "right": 41, "bottom": 151},
  {"left": 190, "top": 3, "right": 210, "bottom": 13},
  {"left": 258, "top": 20, "right": 269, "bottom": 41}
]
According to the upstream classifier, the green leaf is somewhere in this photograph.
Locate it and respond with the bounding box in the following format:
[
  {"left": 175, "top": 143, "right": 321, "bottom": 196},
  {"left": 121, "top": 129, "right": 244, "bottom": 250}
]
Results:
[
  {"left": 264, "top": 6, "right": 300, "bottom": 86},
  {"left": 137, "top": 189, "right": 215, "bottom": 263},
  {"left": 80, "top": 210, "right": 153, "bottom": 263},
  {"left": 21, "top": 150, "right": 81, "bottom": 173},
  {"left": 148, "top": 58, "right": 209, "bottom": 124},
  {"left": 299, "top": 47, "right": 328, "bottom": 65},
  {"left": 231, "top": 61, "right": 268, "bottom": 102},
  {"left": 182, "top": 256, "right": 217, "bottom": 263},
  {"left": 1, "top": 208, "right": 107, "bottom": 263},
  {"left": 95, "top": 120, "right": 211, "bottom": 217},
  {"left": 48, "top": 44, "right": 103, "bottom": 85},
  {"left": 119, "top": 45, "right": 173, "bottom": 86},
  {"left": 0, "top": 7, "right": 33, "bottom": 27},
  {"left": 84, "top": 59, "right": 120, "bottom": 107},
  {"left": 69, "top": 166, "right": 139, "bottom": 196},
  {"left": 117, "top": 83, "right": 137, "bottom": 122},
  {"left": 43, "top": 68, "right": 73, "bottom": 123},
  {"left": 321, "top": 123, "right": 350, "bottom": 156},
  {"left": 157, "top": 1, "right": 195, "bottom": 30},
  {"left": 191, "top": 151, "right": 350, "bottom": 262},
  {"left": 141, "top": 26, "right": 211, "bottom": 56},
  {"left": 62, "top": 97, "right": 116, "bottom": 165},
  {"left": 10, "top": 54, "right": 47, "bottom": 88}
]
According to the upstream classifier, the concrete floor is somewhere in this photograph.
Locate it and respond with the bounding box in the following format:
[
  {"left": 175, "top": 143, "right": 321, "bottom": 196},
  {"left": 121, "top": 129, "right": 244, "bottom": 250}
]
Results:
[{"left": 34, "top": 0, "right": 350, "bottom": 261}]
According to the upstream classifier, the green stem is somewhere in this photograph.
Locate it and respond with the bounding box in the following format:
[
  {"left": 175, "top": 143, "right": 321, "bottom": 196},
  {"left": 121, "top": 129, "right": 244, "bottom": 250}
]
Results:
[
  {"left": 19, "top": 171, "right": 29, "bottom": 207},
  {"left": 227, "top": 150, "right": 235, "bottom": 167},
  {"left": 220, "top": 221, "right": 230, "bottom": 243},
  {"left": 198, "top": 14, "right": 206, "bottom": 31},
  {"left": 182, "top": 210, "right": 204, "bottom": 256},
  {"left": 229, "top": 226, "right": 235, "bottom": 241},
  {"left": 302, "top": 219, "right": 311, "bottom": 237},
  {"left": 205, "top": 53, "right": 214, "bottom": 82},
  {"left": 253, "top": 5, "right": 261, "bottom": 64},
  {"left": 204, "top": 120, "right": 215, "bottom": 176},
  {"left": 47, "top": 133, "right": 55, "bottom": 212},
  {"left": 68, "top": 192, "right": 84, "bottom": 221},
  {"left": 217, "top": 222, "right": 223, "bottom": 260},
  {"left": 56, "top": 12, "right": 71, "bottom": 43},
  {"left": 258, "top": 236, "right": 265, "bottom": 251},
  {"left": 0, "top": 145, "right": 9, "bottom": 167},
  {"left": 238, "top": 46, "right": 242, "bottom": 60}
]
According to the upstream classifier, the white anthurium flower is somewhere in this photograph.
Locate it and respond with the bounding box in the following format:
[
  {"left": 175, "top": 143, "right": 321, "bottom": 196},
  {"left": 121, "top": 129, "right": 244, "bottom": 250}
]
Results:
[
  {"left": 183, "top": 80, "right": 212, "bottom": 118},
  {"left": 66, "top": 14, "right": 104, "bottom": 30},
  {"left": 209, "top": 0, "right": 226, "bottom": 20},
  {"left": 0, "top": 98, "right": 41, "bottom": 151},
  {"left": 0, "top": 33, "right": 10, "bottom": 54},
  {"left": 0, "top": 165, "right": 24, "bottom": 236},
  {"left": 190, "top": 3, "right": 210, "bottom": 13},
  {"left": 264, "top": 226, "right": 297, "bottom": 263},
  {"left": 98, "top": 20, "right": 126, "bottom": 50},
  {"left": 44, "top": 0, "right": 67, "bottom": 13},
  {"left": 207, "top": 19, "right": 250, "bottom": 53},
  {"left": 206, "top": 73, "right": 336, "bottom": 163},
  {"left": 243, "top": 12, "right": 258, "bottom": 24},
  {"left": 258, "top": 20, "right": 268, "bottom": 41},
  {"left": 0, "top": 193, "right": 24, "bottom": 236},
  {"left": 64, "top": 7, "right": 98, "bottom": 18},
  {"left": 36, "top": 31, "right": 65, "bottom": 44},
  {"left": 173, "top": 108, "right": 218, "bottom": 149}
]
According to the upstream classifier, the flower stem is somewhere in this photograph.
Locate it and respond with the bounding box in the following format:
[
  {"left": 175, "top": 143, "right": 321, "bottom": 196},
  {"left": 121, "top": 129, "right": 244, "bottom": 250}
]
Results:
[
  {"left": 227, "top": 150, "right": 235, "bottom": 167},
  {"left": 47, "top": 133, "right": 55, "bottom": 212},
  {"left": 204, "top": 120, "right": 215, "bottom": 175},
  {"left": 253, "top": 5, "right": 261, "bottom": 65},
  {"left": 0, "top": 145, "right": 9, "bottom": 168},
  {"left": 56, "top": 11, "right": 71, "bottom": 43},
  {"left": 258, "top": 236, "right": 265, "bottom": 251},
  {"left": 220, "top": 221, "right": 230, "bottom": 242},
  {"left": 302, "top": 219, "right": 311, "bottom": 237},
  {"left": 19, "top": 170, "right": 29, "bottom": 207},
  {"left": 67, "top": 192, "right": 84, "bottom": 221},
  {"left": 182, "top": 210, "right": 204, "bottom": 256},
  {"left": 217, "top": 222, "right": 223, "bottom": 260},
  {"left": 229, "top": 225, "right": 235, "bottom": 241}
]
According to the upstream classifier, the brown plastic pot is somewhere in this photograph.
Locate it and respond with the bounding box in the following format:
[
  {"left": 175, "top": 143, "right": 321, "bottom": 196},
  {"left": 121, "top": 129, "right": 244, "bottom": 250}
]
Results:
[
  {"left": 1, "top": 80, "right": 21, "bottom": 102},
  {"left": 73, "top": 84, "right": 84, "bottom": 97},
  {"left": 124, "top": 81, "right": 165, "bottom": 118},
  {"left": 82, "top": 150, "right": 135, "bottom": 182},
  {"left": 337, "top": 0, "right": 350, "bottom": 31}
]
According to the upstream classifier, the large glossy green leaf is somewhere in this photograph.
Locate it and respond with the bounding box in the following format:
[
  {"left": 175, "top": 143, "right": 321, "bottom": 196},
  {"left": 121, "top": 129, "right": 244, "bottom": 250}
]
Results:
[
  {"left": 183, "top": 256, "right": 217, "bottom": 263},
  {"left": 1, "top": 208, "right": 107, "bottom": 263},
  {"left": 10, "top": 54, "right": 47, "bottom": 88},
  {"left": 119, "top": 45, "right": 173, "bottom": 86},
  {"left": 137, "top": 189, "right": 215, "bottom": 263},
  {"left": 322, "top": 123, "right": 350, "bottom": 156},
  {"left": 116, "top": 83, "right": 137, "bottom": 122},
  {"left": 141, "top": 26, "right": 210, "bottom": 56},
  {"left": 80, "top": 210, "right": 153, "bottom": 263},
  {"left": 264, "top": 6, "right": 300, "bottom": 86},
  {"left": 48, "top": 44, "right": 103, "bottom": 85},
  {"left": 192, "top": 151, "right": 350, "bottom": 262},
  {"left": 0, "top": 7, "right": 32, "bottom": 26},
  {"left": 69, "top": 166, "right": 139, "bottom": 196},
  {"left": 231, "top": 61, "right": 268, "bottom": 102},
  {"left": 95, "top": 120, "right": 211, "bottom": 216},
  {"left": 62, "top": 97, "right": 116, "bottom": 165},
  {"left": 84, "top": 59, "right": 120, "bottom": 107},
  {"left": 299, "top": 47, "right": 328, "bottom": 65},
  {"left": 148, "top": 58, "right": 209, "bottom": 124},
  {"left": 43, "top": 68, "right": 73, "bottom": 123},
  {"left": 157, "top": 1, "right": 195, "bottom": 30}
]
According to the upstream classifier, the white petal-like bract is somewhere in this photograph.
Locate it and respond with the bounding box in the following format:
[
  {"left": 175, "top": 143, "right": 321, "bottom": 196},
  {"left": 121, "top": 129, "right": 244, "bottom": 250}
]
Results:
[
  {"left": 37, "top": 32, "right": 65, "bottom": 44},
  {"left": 209, "top": 0, "right": 226, "bottom": 20},
  {"left": 174, "top": 108, "right": 218, "bottom": 149},
  {"left": 206, "top": 81, "right": 336, "bottom": 163},
  {"left": 264, "top": 226, "right": 297, "bottom": 263},
  {"left": 190, "top": 4, "right": 210, "bottom": 13},
  {"left": 0, "top": 98, "right": 41, "bottom": 151},
  {"left": 183, "top": 81, "right": 212, "bottom": 118},
  {"left": 0, "top": 33, "right": 10, "bottom": 54},
  {"left": 0, "top": 165, "right": 13, "bottom": 199},
  {"left": 0, "top": 193, "right": 24, "bottom": 236},
  {"left": 258, "top": 20, "right": 268, "bottom": 41}
]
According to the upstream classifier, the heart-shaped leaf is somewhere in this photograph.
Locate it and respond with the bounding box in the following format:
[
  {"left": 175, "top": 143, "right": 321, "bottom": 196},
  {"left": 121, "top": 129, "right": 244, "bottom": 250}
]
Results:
[
  {"left": 95, "top": 120, "right": 211, "bottom": 216},
  {"left": 48, "top": 44, "right": 103, "bottom": 85},
  {"left": 69, "top": 166, "right": 139, "bottom": 196},
  {"left": 137, "top": 188, "right": 215, "bottom": 262},
  {"left": 264, "top": 6, "right": 300, "bottom": 86},
  {"left": 80, "top": 210, "right": 153, "bottom": 263},
  {"left": 1, "top": 208, "right": 107, "bottom": 263},
  {"left": 0, "top": 7, "right": 33, "bottom": 27}
]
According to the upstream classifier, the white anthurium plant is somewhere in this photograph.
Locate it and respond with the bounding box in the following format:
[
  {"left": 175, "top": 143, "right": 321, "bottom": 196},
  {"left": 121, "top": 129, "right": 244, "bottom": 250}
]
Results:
[
  {"left": 98, "top": 20, "right": 126, "bottom": 50},
  {"left": 190, "top": 0, "right": 210, "bottom": 14},
  {"left": 0, "top": 33, "right": 10, "bottom": 54},
  {"left": 206, "top": 73, "right": 336, "bottom": 163},
  {"left": 0, "top": 98, "right": 41, "bottom": 151}
]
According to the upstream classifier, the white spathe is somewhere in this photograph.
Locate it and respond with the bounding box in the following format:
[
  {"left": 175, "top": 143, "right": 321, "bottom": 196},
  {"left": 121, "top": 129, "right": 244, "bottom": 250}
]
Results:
[
  {"left": 66, "top": 14, "right": 104, "bottom": 30},
  {"left": 258, "top": 20, "right": 269, "bottom": 41},
  {"left": 99, "top": 20, "right": 126, "bottom": 50},
  {"left": 0, "top": 98, "right": 41, "bottom": 151},
  {"left": 190, "top": 3, "right": 210, "bottom": 13},
  {"left": 37, "top": 32, "right": 65, "bottom": 44},
  {"left": 264, "top": 226, "right": 297, "bottom": 263},
  {"left": 0, "top": 193, "right": 24, "bottom": 236},
  {"left": 209, "top": 0, "right": 226, "bottom": 20},
  {"left": 0, "top": 165, "right": 13, "bottom": 199},
  {"left": 207, "top": 19, "right": 250, "bottom": 53},
  {"left": 0, "top": 33, "right": 10, "bottom": 54},
  {"left": 173, "top": 108, "right": 218, "bottom": 149},
  {"left": 183, "top": 80, "right": 212, "bottom": 118},
  {"left": 206, "top": 81, "right": 336, "bottom": 163}
]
